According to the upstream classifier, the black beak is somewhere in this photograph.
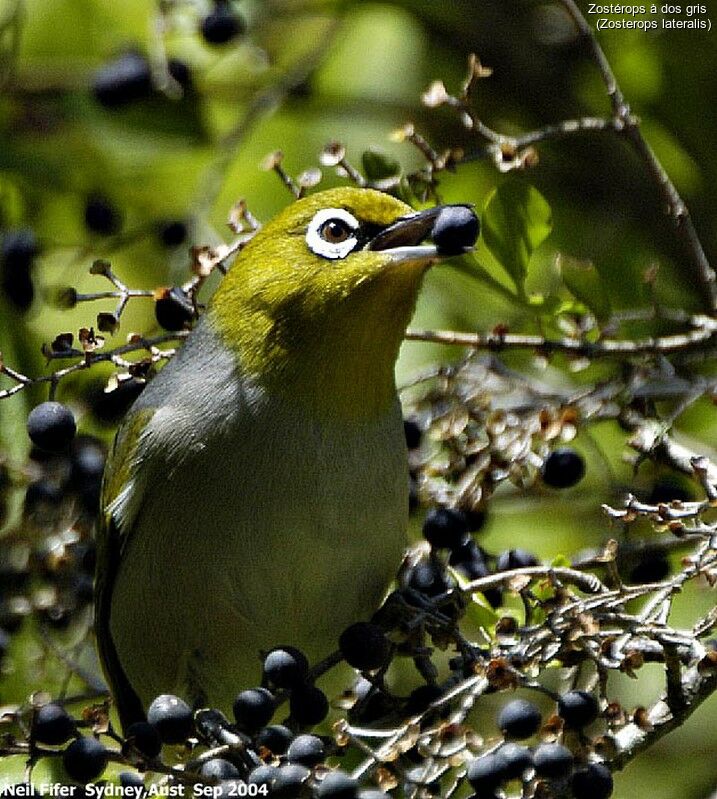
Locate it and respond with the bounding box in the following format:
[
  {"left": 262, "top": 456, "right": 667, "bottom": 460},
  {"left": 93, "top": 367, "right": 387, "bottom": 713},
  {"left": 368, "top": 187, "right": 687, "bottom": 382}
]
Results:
[
  {"left": 368, "top": 204, "right": 479, "bottom": 258},
  {"left": 368, "top": 206, "right": 446, "bottom": 251}
]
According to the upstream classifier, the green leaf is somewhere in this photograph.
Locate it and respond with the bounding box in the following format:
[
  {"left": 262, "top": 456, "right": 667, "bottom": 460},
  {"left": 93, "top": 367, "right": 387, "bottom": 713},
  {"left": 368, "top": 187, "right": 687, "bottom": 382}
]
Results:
[
  {"left": 559, "top": 255, "right": 611, "bottom": 321},
  {"left": 481, "top": 181, "right": 552, "bottom": 295}
]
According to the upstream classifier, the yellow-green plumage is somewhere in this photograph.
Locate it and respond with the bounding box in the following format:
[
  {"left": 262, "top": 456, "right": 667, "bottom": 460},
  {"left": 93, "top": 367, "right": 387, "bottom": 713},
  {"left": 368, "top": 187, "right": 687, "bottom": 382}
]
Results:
[{"left": 96, "top": 188, "right": 442, "bottom": 728}]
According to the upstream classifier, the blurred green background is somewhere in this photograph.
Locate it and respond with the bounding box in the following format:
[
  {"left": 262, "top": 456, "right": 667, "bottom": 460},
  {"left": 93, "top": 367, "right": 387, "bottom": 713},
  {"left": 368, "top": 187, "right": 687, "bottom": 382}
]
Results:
[{"left": 1, "top": 0, "right": 716, "bottom": 795}]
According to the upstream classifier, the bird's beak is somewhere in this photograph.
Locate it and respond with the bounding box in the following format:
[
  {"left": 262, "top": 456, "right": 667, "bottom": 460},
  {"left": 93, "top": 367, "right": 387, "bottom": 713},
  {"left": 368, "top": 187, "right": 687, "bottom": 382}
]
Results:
[{"left": 367, "top": 205, "right": 475, "bottom": 263}]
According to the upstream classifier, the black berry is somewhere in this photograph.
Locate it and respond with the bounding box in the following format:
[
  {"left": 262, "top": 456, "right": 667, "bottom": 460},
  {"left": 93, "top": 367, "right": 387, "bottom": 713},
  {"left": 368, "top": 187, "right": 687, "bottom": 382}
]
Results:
[
  {"left": 125, "top": 721, "right": 162, "bottom": 758},
  {"left": 316, "top": 770, "right": 359, "bottom": 799},
  {"left": 339, "top": 622, "right": 390, "bottom": 671},
  {"left": 557, "top": 690, "right": 599, "bottom": 729},
  {"left": 496, "top": 742, "right": 533, "bottom": 780},
  {"left": 84, "top": 195, "right": 121, "bottom": 235},
  {"left": 92, "top": 51, "right": 153, "bottom": 108},
  {"left": 466, "top": 753, "right": 505, "bottom": 792},
  {"left": 62, "top": 736, "right": 108, "bottom": 783},
  {"left": 533, "top": 742, "right": 574, "bottom": 779},
  {"left": 403, "top": 418, "right": 422, "bottom": 449},
  {"left": 404, "top": 684, "right": 444, "bottom": 717},
  {"left": 271, "top": 764, "right": 309, "bottom": 798},
  {"left": 254, "top": 724, "right": 293, "bottom": 755},
  {"left": 119, "top": 772, "right": 144, "bottom": 789},
  {"left": 407, "top": 559, "right": 450, "bottom": 597},
  {"left": 1, "top": 229, "right": 38, "bottom": 310},
  {"left": 27, "top": 402, "right": 76, "bottom": 452},
  {"left": 232, "top": 687, "right": 274, "bottom": 733},
  {"left": 32, "top": 702, "right": 77, "bottom": 745},
  {"left": 147, "top": 694, "right": 194, "bottom": 744},
  {"left": 495, "top": 549, "right": 539, "bottom": 572},
  {"left": 200, "top": 2, "right": 244, "bottom": 45},
  {"left": 263, "top": 646, "right": 309, "bottom": 688},
  {"left": 88, "top": 377, "right": 145, "bottom": 425},
  {"left": 200, "top": 758, "right": 241, "bottom": 780},
  {"left": 542, "top": 448, "right": 586, "bottom": 489},
  {"left": 422, "top": 507, "right": 469, "bottom": 551},
  {"left": 431, "top": 205, "right": 479, "bottom": 256},
  {"left": 155, "top": 286, "right": 195, "bottom": 331},
  {"left": 286, "top": 733, "right": 326, "bottom": 767},
  {"left": 571, "top": 763, "right": 613, "bottom": 799},
  {"left": 247, "top": 765, "right": 278, "bottom": 787},
  {"left": 629, "top": 552, "right": 670, "bottom": 584},
  {"left": 157, "top": 220, "right": 188, "bottom": 248},
  {"left": 289, "top": 683, "right": 329, "bottom": 727},
  {"left": 497, "top": 698, "right": 542, "bottom": 740},
  {"left": 449, "top": 538, "right": 490, "bottom": 580}
]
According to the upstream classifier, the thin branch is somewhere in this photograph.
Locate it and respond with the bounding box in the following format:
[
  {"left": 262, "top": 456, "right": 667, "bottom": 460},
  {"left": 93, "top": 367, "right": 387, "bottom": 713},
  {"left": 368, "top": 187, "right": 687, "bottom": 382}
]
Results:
[{"left": 405, "top": 318, "right": 717, "bottom": 358}]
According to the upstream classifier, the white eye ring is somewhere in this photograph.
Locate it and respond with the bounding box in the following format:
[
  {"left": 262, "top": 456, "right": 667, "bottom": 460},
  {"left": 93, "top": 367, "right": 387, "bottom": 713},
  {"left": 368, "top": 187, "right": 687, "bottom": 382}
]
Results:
[{"left": 305, "top": 208, "right": 360, "bottom": 260}]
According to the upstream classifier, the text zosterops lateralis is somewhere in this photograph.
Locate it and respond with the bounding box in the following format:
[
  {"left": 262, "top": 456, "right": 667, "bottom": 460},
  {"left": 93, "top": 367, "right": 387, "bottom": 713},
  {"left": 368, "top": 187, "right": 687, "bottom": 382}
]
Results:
[{"left": 95, "top": 187, "right": 478, "bottom": 728}]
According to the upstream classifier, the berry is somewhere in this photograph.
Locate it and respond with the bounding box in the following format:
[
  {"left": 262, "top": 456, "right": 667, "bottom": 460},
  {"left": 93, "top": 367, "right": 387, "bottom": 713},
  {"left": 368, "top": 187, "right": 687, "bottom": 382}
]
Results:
[
  {"left": 62, "top": 736, "right": 108, "bottom": 783},
  {"left": 466, "top": 753, "right": 505, "bottom": 792},
  {"left": 119, "top": 772, "right": 144, "bottom": 789},
  {"left": 289, "top": 683, "right": 329, "bottom": 726},
  {"left": 232, "top": 687, "right": 274, "bottom": 733},
  {"left": 431, "top": 205, "right": 479, "bottom": 256},
  {"left": 629, "top": 552, "right": 670, "bottom": 584},
  {"left": 449, "top": 538, "right": 491, "bottom": 581},
  {"left": 70, "top": 437, "right": 106, "bottom": 515},
  {"left": 155, "top": 286, "right": 195, "bottom": 331},
  {"left": 88, "top": 377, "right": 145, "bottom": 425},
  {"left": 125, "top": 721, "right": 162, "bottom": 758},
  {"left": 1, "top": 229, "right": 38, "bottom": 310},
  {"left": 286, "top": 733, "right": 325, "bottom": 767},
  {"left": 422, "top": 507, "right": 469, "bottom": 551},
  {"left": 464, "top": 507, "right": 487, "bottom": 532},
  {"left": 84, "top": 195, "right": 121, "bottom": 236},
  {"left": 262, "top": 645, "right": 309, "bottom": 688},
  {"left": 496, "top": 742, "right": 533, "bottom": 780},
  {"left": 254, "top": 724, "right": 293, "bottom": 755},
  {"left": 70, "top": 437, "right": 106, "bottom": 488},
  {"left": 200, "top": 758, "right": 241, "bottom": 780},
  {"left": 542, "top": 448, "right": 586, "bottom": 489},
  {"left": 497, "top": 698, "right": 542, "bottom": 740},
  {"left": 147, "top": 694, "right": 194, "bottom": 744},
  {"left": 157, "top": 220, "right": 188, "bottom": 248},
  {"left": 533, "top": 742, "right": 574, "bottom": 779},
  {"left": 571, "top": 763, "right": 613, "bottom": 799},
  {"left": 407, "top": 559, "right": 450, "bottom": 597},
  {"left": 403, "top": 418, "right": 422, "bottom": 449},
  {"left": 32, "top": 702, "right": 76, "bottom": 745},
  {"left": 200, "top": 1, "right": 244, "bottom": 45},
  {"left": 316, "top": 771, "right": 359, "bottom": 799},
  {"left": 339, "top": 622, "right": 390, "bottom": 671},
  {"left": 557, "top": 690, "right": 599, "bottom": 729},
  {"left": 27, "top": 402, "right": 76, "bottom": 452},
  {"left": 271, "top": 764, "right": 309, "bottom": 798},
  {"left": 247, "top": 764, "right": 278, "bottom": 787},
  {"left": 404, "top": 684, "right": 444, "bottom": 717},
  {"left": 495, "top": 549, "right": 539, "bottom": 572},
  {"left": 92, "top": 52, "right": 153, "bottom": 108}
]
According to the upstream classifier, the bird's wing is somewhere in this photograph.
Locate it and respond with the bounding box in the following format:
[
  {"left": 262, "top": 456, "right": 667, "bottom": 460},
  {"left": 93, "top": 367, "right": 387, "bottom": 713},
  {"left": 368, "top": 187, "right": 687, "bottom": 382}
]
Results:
[{"left": 94, "top": 406, "right": 160, "bottom": 729}]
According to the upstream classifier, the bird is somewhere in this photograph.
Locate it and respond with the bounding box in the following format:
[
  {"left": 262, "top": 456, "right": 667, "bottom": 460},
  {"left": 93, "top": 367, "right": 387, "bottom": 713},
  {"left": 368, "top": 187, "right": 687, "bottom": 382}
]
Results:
[{"left": 95, "top": 186, "right": 478, "bottom": 729}]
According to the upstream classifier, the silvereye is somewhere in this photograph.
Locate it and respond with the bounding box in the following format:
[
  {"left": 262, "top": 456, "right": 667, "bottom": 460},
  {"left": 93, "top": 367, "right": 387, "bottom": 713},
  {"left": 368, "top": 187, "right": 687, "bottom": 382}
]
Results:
[{"left": 95, "top": 187, "right": 478, "bottom": 728}]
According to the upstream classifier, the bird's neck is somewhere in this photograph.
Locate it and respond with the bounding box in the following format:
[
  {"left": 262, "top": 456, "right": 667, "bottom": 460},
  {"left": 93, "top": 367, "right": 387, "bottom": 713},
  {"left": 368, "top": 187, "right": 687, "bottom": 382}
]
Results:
[{"left": 210, "top": 275, "right": 422, "bottom": 422}]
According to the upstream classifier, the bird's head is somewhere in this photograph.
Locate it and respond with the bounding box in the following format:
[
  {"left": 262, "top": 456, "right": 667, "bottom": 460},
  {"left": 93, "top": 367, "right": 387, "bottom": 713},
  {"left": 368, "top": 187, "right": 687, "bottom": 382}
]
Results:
[{"left": 210, "top": 187, "right": 478, "bottom": 418}]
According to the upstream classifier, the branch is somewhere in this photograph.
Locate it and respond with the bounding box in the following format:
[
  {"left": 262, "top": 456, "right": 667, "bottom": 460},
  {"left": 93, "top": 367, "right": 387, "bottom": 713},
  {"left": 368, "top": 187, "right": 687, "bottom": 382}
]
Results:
[{"left": 405, "top": 316, "right": 717, "bottom": 358}]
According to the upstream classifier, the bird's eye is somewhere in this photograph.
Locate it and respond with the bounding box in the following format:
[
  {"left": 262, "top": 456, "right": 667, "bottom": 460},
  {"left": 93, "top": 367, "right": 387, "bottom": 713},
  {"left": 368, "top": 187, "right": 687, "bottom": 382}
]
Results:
[
  {"left": 320, "top": 219, "right": 353, "bottom": 244},
  {"left": 306, "top": 208, "right": 359, "bottom": 260}
]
